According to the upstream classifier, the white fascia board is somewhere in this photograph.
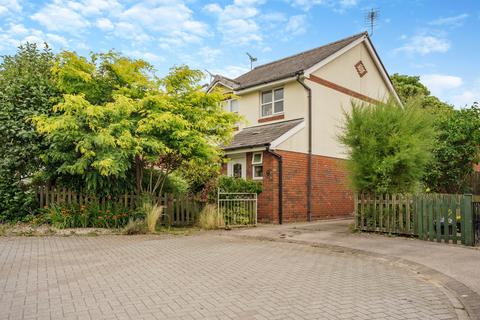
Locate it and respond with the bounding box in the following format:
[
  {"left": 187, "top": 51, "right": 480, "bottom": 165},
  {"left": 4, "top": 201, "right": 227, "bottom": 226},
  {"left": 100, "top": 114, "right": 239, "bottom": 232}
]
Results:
[
  {"left": 224, "top": 146, "right": 267, "bottom": 155},
  {"left": 207, "top": 81, "right": 234, "bottom": 93},
  {"left": 362, "top": 38, "right": 403, "bottom": 105},
  {"left": 303, "top": 36, "right": 367, "bottom": 78},
  {"left": 234, "top": 76, "right": 297, "bottom": 95},
  {"left": 270, "top": 121, "right": 306, "bottom": 149}
]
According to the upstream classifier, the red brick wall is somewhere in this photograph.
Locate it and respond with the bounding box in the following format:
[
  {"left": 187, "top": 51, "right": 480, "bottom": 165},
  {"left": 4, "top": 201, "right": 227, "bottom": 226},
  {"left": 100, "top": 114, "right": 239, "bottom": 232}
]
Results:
[
  {"left": 223, "top": 150, "right": 353, "bottom": 223},
  {"left": 265, "top": 150, "right": 353, "bottom": 223}
]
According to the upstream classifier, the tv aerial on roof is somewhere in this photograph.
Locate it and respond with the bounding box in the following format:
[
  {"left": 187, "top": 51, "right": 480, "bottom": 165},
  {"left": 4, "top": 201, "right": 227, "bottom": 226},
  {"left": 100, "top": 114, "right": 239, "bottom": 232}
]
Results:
[
  {"left": 365, "top": 8, "right": 379, "bottom": 36},
  {"left": 246, "top": 52, "right": 257, "bottom": 70}
]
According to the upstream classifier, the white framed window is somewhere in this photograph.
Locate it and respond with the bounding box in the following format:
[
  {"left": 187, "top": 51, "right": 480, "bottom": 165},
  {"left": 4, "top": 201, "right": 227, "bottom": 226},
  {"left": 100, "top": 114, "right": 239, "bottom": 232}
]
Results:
[
  {"left": 261, "top": 88, "right": 283, "bottom": 117},
  {"left": 227, "top": 156, "right": 246, "bottom": 179},
  {"left": 252, "top": 152, "right": 263, "bottom": 165},
  {"left": 252, "top": 152, "right": 263, "bottom": 179},
  {"left": 223, "top": 99, "right": 239, "bottom": 113},
  {"left": 233, "top": 163, "right": 242, "bottom": 178}
]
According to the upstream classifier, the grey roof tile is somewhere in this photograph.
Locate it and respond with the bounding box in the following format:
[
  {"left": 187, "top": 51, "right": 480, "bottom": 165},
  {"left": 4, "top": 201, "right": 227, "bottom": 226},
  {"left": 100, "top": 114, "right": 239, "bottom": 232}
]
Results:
[
  {"left": 230, "top": 32, "right": 367, "bottom": 90},
  {"left": 224, "top": 118, "right": 304, "bottom": 151}
]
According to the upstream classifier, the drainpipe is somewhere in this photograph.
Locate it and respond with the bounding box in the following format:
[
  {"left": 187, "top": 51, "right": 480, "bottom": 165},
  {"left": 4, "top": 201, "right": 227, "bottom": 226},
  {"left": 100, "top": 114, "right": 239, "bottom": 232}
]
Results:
[
  {"left": 268, "top": 148, "right": 283, "bottom": 224},
  {"left": 296, "top": 73, "right": 312, "bottom": 222}
]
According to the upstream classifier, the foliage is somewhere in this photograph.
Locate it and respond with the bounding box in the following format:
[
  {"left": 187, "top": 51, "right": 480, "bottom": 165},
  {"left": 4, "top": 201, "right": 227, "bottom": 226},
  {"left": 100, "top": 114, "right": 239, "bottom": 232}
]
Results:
[
  {"left": 391, "top": 74, "right": 480, "bottom": 193},
  {"left": 391, "top": 73, "right": 453, "bottom": 111},
  {"left": 223, "top": 206, "right": 251, "bottom": 225},
  {"left": 42, "top": 202, "right": 142, "bottom": 229},
  {"left": 216, "top": 176, "right": 263, "bottom": 194},
  {"left": 123, "top": 219, "right": 147, "bottom": 235},
  {"left": 339, "top": 99, "right": 436, "bottom": 193},
  {"left": 34, "top": 52, "right": 240, "bottom": 199},
  {"left": 0, "top": 43, "right": 58, "bottom": 220},
  {"left": 198, "top": 204, "right": 224, "bottom": 229},
  {"left": 424, "top": 104, "right": 480, "bottom": 193},
  {"left": 143, "top": 202, "right": 163, "bottom": 233}
]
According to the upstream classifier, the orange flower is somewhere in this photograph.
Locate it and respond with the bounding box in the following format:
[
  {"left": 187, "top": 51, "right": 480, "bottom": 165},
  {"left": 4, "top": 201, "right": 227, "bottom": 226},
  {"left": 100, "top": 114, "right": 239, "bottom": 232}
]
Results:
[
  {"left": 98, "top": 216, "right": 103, "bottom": 219},
  {"left": 106, "top": 210, "right": 110, "bottom": 213}
]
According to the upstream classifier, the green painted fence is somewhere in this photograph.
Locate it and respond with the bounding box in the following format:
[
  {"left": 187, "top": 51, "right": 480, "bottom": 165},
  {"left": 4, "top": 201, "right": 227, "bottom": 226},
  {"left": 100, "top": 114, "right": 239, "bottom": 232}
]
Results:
[{"left": 355, "top": 193, "right": 476, "bottom": 246}]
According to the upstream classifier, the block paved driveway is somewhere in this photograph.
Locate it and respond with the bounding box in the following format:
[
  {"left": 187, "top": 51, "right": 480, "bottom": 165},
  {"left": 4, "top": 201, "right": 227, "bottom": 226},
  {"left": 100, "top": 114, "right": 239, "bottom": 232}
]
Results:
[{"left": 0, "top": 234, "right": 459, "bottom": 320}]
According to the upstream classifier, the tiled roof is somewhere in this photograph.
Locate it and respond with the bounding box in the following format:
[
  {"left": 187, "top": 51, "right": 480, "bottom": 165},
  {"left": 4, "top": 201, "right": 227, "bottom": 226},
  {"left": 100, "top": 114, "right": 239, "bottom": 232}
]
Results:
[
  {"left": 224, "top": 118, "right": 304, "bottom": 151},
  {"left": 227, "top": 32, "right": 368, "bottom": 91}
]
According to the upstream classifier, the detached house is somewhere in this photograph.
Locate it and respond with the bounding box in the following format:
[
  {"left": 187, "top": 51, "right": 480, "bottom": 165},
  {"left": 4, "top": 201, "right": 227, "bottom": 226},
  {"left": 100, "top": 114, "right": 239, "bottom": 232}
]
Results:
[{"left": 208, "top": 32, "right": 400, "bottom": 224}]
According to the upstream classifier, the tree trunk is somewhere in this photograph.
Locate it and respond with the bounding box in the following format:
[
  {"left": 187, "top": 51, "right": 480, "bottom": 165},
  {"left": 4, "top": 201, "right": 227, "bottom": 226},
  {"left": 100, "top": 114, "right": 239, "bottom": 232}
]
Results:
[{"left": 135, "top": 156, "right": 144, "bottom": 196}]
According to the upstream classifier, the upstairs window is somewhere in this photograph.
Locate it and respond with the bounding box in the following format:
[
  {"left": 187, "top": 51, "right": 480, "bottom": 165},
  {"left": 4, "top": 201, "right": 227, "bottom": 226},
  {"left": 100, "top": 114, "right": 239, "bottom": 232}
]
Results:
[
  {"left": 261, "top": 88, "right": 284, "bottom": 117},
  {"left": 223, "top": 99, "right": 239, "bottom": 113}
]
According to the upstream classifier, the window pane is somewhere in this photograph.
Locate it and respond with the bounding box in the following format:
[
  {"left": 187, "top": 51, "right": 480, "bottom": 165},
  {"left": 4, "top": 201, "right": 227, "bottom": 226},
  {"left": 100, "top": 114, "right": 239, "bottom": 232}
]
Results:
[
  {"left": 262, "top": 103, "right": 272, "bottom": 117},
  {"left": 274, "top": 88, "right": 283, "bottom": 101},
  {"left": 230, "top": 99, "right": 239, "bottom": 113},
  {"left": 233, "top": 163, "right": 242, "bottom": 178},
  {"left": 274, "top": 101, "right": 283, "bottom": 113},
  {"left": 262, "top": 91, "right": 272, "bottom": 103},
  {"left": 253, "top": 153, "right": 262, "bottom": 164},
  {"left": 254, "top": 165, "right": 263, "bottom": 178}
]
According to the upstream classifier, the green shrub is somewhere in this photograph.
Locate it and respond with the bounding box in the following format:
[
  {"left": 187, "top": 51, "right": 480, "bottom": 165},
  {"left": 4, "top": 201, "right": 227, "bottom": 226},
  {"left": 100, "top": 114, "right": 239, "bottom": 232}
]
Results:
[
  {"left": 43, "top": 202, "right": 143, "bottom": 229},
  {"left": 217, "top": 176, "right": 262, "bottom": 193},
  {"left": 223, "top": 205, "right": 251, "bottom": 225},
  {"left": 339, "top": 99, "right": 436, "bottom": 193}
]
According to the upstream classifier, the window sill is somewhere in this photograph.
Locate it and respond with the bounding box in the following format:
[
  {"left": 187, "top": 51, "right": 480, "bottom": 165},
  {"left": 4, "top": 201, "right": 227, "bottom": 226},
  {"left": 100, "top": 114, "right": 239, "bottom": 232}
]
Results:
[{"left": 258, "top": 114, "right": 285, "bottom": 123}]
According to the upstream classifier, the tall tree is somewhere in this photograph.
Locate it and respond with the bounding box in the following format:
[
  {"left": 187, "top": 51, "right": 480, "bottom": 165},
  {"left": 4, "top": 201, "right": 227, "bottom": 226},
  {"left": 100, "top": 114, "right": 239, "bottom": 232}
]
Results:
[
  {"left": 0, "top": 43, "right": 58, "bottom": 221},
  {"left": 34, "top": 51, "right": 240, "bottom": 200},
  {"left": 391, "top": 73, "right": 480, "bottom": 193}
]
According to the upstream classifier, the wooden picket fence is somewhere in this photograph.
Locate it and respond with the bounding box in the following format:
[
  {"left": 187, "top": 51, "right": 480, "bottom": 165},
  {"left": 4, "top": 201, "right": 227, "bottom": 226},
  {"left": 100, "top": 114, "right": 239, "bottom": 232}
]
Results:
[
  {"left": 37, "top": 186, "right": 203, "bottom": 226},
  {"left": 355, "top": 193, "right": 476, "bottom": 246}
]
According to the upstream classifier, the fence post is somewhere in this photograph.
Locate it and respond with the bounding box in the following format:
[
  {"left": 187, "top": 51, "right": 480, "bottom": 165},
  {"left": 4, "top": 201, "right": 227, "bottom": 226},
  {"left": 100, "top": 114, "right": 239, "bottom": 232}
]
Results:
[
  {"left": 354, "top": 193, "right": 358, "bottom": 230},
  {"left": 462, "top": 194, "right": 474, "bottom": 246}
]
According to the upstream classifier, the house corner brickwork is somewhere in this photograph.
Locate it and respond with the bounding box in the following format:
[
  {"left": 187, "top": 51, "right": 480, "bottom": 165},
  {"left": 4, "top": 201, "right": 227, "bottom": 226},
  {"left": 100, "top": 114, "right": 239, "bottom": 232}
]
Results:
[{"left": 223, "top": 150, "right": 354, "bottom": 224}]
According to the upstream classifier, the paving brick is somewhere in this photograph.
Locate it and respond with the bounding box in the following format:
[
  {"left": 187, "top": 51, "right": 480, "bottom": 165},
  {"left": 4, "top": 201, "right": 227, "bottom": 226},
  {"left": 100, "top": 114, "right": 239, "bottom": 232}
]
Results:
[{"left": 0, "top": 235, "right": 458, "bottom": 320}]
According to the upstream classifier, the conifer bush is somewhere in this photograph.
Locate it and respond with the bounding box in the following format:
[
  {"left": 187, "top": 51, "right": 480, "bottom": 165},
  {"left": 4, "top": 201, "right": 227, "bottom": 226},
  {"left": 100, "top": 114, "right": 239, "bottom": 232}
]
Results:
[{"left": 339, "top": 99, "right": 436, "bottom": 193}]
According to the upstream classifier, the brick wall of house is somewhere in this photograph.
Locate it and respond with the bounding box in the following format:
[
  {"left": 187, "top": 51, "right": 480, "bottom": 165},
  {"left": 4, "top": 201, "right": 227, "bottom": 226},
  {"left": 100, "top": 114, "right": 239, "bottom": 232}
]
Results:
[
  {"left": 267, "top": 150, "right": 353, "bottom": 223},
  {"left": 223, "top": 150, "right": 353, "bottom": 224}
]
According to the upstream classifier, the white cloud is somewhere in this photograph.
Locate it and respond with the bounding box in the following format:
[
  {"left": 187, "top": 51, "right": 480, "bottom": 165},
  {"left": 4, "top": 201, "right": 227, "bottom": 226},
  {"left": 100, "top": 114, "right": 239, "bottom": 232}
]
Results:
[
  {"left": 31, "top": 2, "right": 90, "bottom": 33},
  {"left": 0, "top": 23, "right": 68, "bottom": 51},
  {"left": 96, "top": 18, "right": 114, "bottom": 31},
  {"left": 203, "top": 1, "right": 264, "bottom": 45},
  {"left": 198, "top": 46, "right": 223, "bottom": 64},
  {"left": 289, "top": 0, "right": 357, "bottom": 11},
  {"left": 420, "top": 75, "right": 479, "bottom": 108},
  {"left": 286, "top": 15, "right": 307, "bottom": 36},
  {"left": 120, "top": 2, "right": 208, "bottom": 42},
  {"left": 452, "top": 89, "right": 480, "bottom": 108},
  {"left": 211, "top": 65, "right": 250, "bottom": 79},
  {"left": 429, "top": 13, "right": 469, "bottom": 27},
  {"left": 451, "top": 78, "right": 480, "bottom": 108},
  {"left": 395, "top": 34, "right": 450, "bottom": 55},
  {"left": 31, "top": 0, "right": 208, "bottom": 46},
  {"left": 125, "top": 50, "right": 165, "bottom": 65},
  {"left": 421, "top": 74, "right": 463, "bottom": 96}
]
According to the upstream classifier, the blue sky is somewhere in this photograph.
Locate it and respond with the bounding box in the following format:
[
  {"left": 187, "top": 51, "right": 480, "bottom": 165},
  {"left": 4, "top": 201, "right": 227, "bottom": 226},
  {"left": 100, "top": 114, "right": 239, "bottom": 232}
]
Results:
[{"left": 0, "top": 0, "right": 479, "bottom": 107}]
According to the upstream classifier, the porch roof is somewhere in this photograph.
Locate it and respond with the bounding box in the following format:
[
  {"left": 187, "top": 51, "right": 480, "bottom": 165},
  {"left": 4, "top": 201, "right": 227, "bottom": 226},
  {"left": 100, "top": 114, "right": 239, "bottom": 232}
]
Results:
[{"left": 224, "top": 118, "right": 304, "bottom": 151}]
